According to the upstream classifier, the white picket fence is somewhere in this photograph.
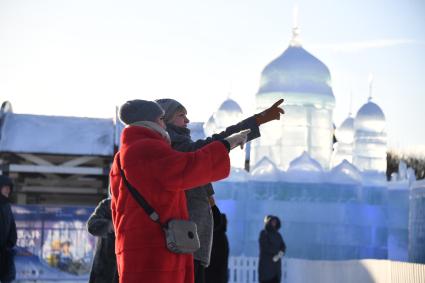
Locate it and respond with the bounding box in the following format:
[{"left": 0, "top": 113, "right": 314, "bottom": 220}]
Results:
[
  {"left": 228, "top": 256, "right": 260, "bottom": 283},
  {"left": 228, "top": 256, "right": 425, "bottom": 283}
]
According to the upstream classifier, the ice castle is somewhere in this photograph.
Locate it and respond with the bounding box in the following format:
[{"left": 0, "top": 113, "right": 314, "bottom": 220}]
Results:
[{"left": 201, "top": 24, "right": 424, "bottom": 263}]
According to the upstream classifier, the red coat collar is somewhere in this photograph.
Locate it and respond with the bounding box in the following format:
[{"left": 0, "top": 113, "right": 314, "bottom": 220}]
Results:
[{"left": 121, "top": 126, "right": 167, "bottom": 146}]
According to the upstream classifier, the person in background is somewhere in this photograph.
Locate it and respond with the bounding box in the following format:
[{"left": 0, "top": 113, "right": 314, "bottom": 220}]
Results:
[
  {"left": 87, "top": 197, "right": 118, "bottom": 283},
  {"left": 258, "top": 215, "right": 286, "bottom": 283},
  {"left": 205, "top": 212, "right": 229, "bottom": 283},
  {"left": 57, "top": 240, "right": 73, "bottom": 272},
  {"left": 111, "top": 99, "right": 249, "bottom": 283},
  {"left": 0, "top": 175, "right": 17, "bottom": 283},
  {"left": 156, "top": 98, "right": 284, "bottom": 283}
]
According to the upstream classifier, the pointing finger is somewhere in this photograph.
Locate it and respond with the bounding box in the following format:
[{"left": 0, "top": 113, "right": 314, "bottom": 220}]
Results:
[{"left": 272, "top": 99, "right": 284, "bottom": 108}]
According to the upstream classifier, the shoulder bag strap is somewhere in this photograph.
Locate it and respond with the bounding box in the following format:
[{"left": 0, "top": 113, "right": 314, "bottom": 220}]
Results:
[{"left": 116, "top": 155, "right": 162, "bottom": 225}]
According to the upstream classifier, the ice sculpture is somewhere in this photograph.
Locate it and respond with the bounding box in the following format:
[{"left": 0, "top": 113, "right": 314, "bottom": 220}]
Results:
[
  {"left": 328, "top": 160, "right": 362, "bottom": 184},
  {"left": 250, "top": 156, "right": 282, "bottom": 182},
  {"left": 353, "top": 97, "right": 387, "bottom": 172},
  {"left": 332, "top": 115, "right": 354, "bottom": 166},
  {"left": 252, "top": 26, "right": 335, "bottom": 170},
  {"left": 285, "top": 151, "right": 324, "bottom": 183}
]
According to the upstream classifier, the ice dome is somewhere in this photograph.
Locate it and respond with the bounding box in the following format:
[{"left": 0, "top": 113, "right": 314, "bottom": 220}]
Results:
[
  {"left": 203, "top": 115, "right": 216, "bottom": 137},
  {"left": 250, "top": 157, "right": 282, "bottom": 182},
  {"left": 336, "top": 116, "right": 354, "bottom": 144},
  {"left": 257, "top": 46, "right": 335, "bottom": 107},
  {"left": 217, "top": 98, "right": 243, "bottom": 113},
  {"left": 355, "top": 99, "right": 386, "bottom": 132},
  {"left": 214, "top": 98, "right": 243, "bottom": 130},
  {"left": 328, "top": 160, "right": 362, "bottom": 184}
]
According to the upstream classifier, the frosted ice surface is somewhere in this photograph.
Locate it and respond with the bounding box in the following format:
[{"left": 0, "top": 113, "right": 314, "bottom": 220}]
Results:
[
  {"left": 361, "top": 171, "right": 388, "bottom": 186},
  {"left": 398, "top": 161, "right": 408, "bottom": 180},
  {"left": 250, "top": 156, "right": 282, "bottom": 182},
  {"left": 288, "top": 151, "right": 323, "bottom": 172},
  {"left": 284, "top": 151, "right": 324, "bottom": 183},
  {"left": 407, "top": 168, "right": 416, "bottom": 183},
  {"left": 226, "top": 167, "right": 250, "bottom": 182},
  {"left": 328, "top": 160, "right": 362, "bottom": 184}
]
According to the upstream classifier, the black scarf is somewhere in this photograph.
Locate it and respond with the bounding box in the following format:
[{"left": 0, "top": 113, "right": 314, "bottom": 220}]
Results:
[{"left": 166, "top": 123, "right": 192, "bottom": 144}]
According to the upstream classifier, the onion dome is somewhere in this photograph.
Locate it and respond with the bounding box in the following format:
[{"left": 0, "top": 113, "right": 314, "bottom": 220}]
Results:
[
  {"left": 217, "top": 98, "right": 243, "bottom": 113},
  {"left": 336, "top": 115, "right": 355, "bottom": 144},
  {"left": 214, "top": 98, "right": 243, "bottom": 129},
  {"left": 355, "top": 98, "right": 386, "bottom": 132},
  {"left": 256, "top": 38, "right": 335, "bottom": 108}
]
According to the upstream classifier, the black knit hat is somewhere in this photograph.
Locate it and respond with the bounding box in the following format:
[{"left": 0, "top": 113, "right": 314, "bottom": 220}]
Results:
[
  {"left": 155, "top": 99, "right": 186, "bottom": 123},
  {"left": 119, "top": 100, "right": 164, "bottom": 125},
  {"left": 0, "top": 175, "right": 14, "bottom": 192}
]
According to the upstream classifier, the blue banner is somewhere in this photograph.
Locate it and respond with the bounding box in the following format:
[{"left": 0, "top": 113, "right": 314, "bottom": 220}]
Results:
[{"left": 12, "top": 205, "right": 96, "bottom": 281}]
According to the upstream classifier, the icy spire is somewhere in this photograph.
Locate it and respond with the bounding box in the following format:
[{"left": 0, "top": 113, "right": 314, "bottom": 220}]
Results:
[
  {"left": 290, "top": 4, "right": 301, "bottom": 47},
  {"left": 368, "top": 73, "right": 374, "bottom": 101}
]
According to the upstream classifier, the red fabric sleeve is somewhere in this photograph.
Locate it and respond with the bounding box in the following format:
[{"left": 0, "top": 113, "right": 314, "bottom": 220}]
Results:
[{"left": 147, "top": 140, "right": 230, "bottom": 191}]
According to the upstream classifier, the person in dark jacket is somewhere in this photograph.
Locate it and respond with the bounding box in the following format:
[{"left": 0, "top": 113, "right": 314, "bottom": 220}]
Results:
[
  {"left": 258, "top": 215, "right": 286, "bottom": 283},
  {"left": 205, "top": 212, "right": 229, "bottom": 283},
  {"left": 87, "top": 197, "right": 118, "bottom": 283},
  {"left": 156, "top": 98, "right": 284, "bottom": 283},
  {"left": 0, "top": 175, "right": 17, "bottom": 283}
]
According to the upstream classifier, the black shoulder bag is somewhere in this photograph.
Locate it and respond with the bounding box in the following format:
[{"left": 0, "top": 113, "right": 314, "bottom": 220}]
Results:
[{"left": 116, "top": 157, "right": 200, "bottom": 254}]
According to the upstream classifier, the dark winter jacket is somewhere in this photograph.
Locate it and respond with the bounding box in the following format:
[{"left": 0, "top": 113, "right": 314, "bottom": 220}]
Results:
[
  {"left": 110, "top": 124, "right": 230, "bottom": 283},
  {"left": 205, "top": 211, "right": 229, "bottom": 283},
  {"left": 258, "top": 216, "right": 286, "bottom": 282},
  {"left": 0, "top": 176, "right": 17, "bottom": 283},
  {"left": 166, "top": 115, "right": 260, "bottom": 266},
  {"left": 87, "top": 198, "right": 118, "bottom": 283}
]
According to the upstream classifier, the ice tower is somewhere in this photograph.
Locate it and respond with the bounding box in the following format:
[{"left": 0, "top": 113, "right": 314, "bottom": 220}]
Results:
[
  {"left": 252, "top": 21, "right": 335, "bottom": 170},
  {"left": 332, "top": 114, "right": 355, "bottom": 166},
  {"left": 353, "top": 79, "right": 387, "bottom": 172},
  {"left": 203, "top": 98, "right": 246, "bottom": 168}
]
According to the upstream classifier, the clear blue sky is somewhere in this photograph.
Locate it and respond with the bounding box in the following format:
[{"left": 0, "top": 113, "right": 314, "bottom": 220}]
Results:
[{"left": 1, "top": 0, "right": 424, "bottom": 153}]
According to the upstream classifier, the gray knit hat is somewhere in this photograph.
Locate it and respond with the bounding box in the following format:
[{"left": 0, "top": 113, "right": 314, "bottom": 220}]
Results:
[
  {"left": 155, "top": 99, "right": 186, "bottom": 123},
  {"left": 119, "top": 99, "right": 164, "bottom": 125}
]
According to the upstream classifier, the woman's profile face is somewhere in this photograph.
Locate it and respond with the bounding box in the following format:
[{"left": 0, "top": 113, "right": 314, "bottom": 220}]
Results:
[
  {"left": 170, "top": 110, "right": 190, "bottom": 128},
  {"left": 156, "top": 114, "right": 166, "bottom": 129}
]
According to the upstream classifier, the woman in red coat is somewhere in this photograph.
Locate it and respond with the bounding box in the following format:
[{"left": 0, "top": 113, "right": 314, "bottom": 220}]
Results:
[{"left": 110, "top": 100, "right": 249, "bottom": 283}]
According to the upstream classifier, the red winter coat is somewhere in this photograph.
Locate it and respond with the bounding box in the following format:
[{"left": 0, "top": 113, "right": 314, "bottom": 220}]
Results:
[{"left": 110, "top": 125, "right": 230, "bottom": 283}]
